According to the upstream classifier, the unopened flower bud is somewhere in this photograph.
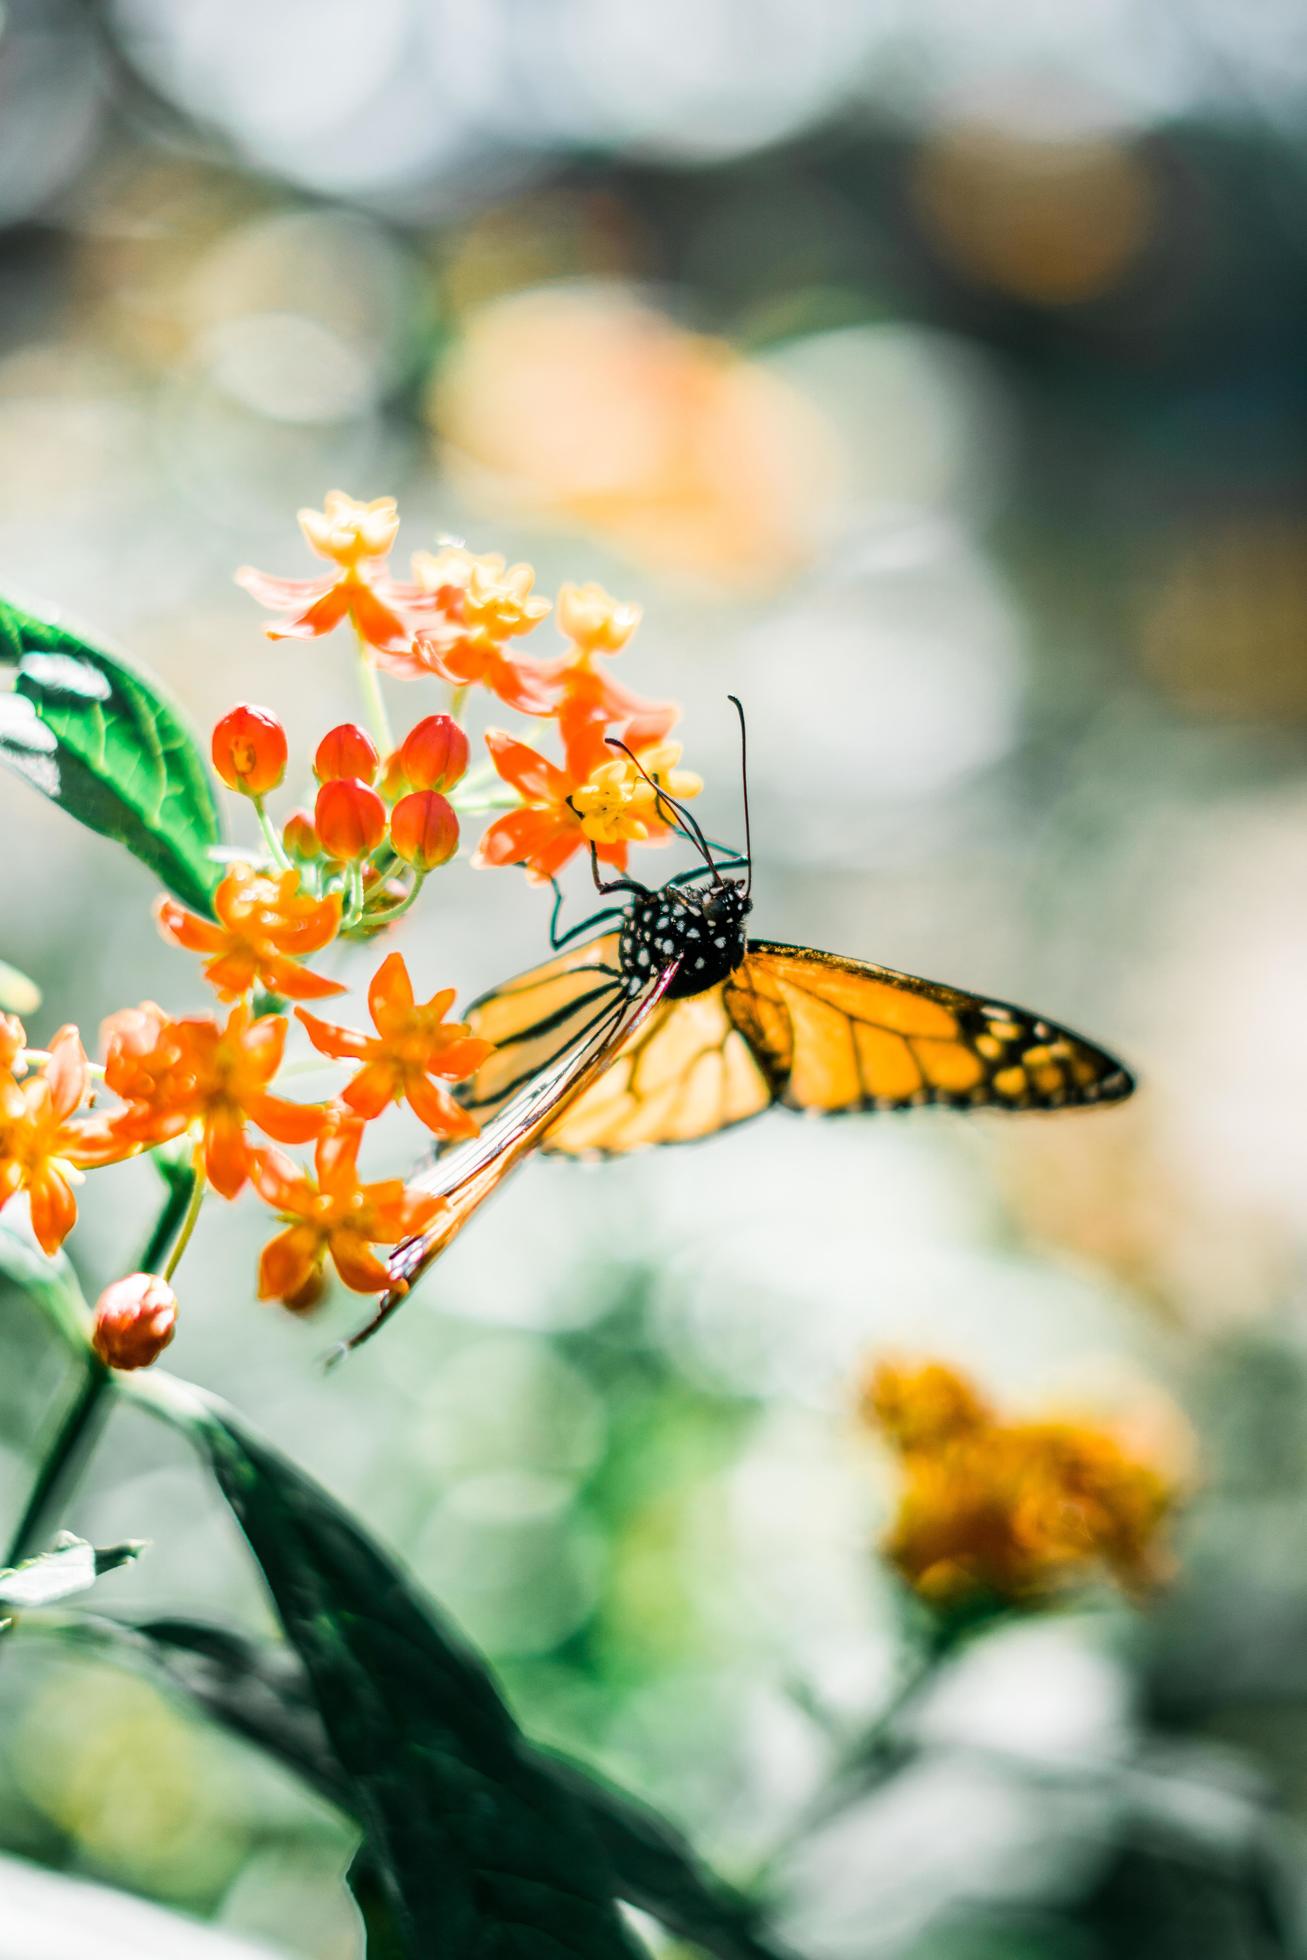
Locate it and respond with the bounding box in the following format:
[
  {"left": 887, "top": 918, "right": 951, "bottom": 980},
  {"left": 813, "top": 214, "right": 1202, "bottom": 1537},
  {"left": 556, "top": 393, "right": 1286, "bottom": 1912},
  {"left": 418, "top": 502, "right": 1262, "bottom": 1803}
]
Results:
[
  {"left": 282, "top": 807, "right": 321, "bottom": 862},
  {"left": 315, "top": 722, "right": 379, "bottom": 785},
  {"left": 400, "top": 714, "right": 469, "bottom": 793},
  {"left": 315, "top": 778, "right": 387, "bottom": 861},
  {"left": 390, "top": 790, "right": 459, "bottom": 870},
  {"left": 92, "top": 1273, "right": 177, "bottom": 1371},
  {"left": 212, "top": 705, "right": 288, "bottom": 797}
]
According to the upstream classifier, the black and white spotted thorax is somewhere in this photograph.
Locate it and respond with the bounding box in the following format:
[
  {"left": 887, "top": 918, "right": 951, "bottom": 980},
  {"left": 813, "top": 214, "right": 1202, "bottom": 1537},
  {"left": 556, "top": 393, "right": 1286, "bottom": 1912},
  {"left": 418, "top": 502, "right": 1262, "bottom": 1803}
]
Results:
[{"left": 620, "top": 879, "right": 751, "bottom": 999}]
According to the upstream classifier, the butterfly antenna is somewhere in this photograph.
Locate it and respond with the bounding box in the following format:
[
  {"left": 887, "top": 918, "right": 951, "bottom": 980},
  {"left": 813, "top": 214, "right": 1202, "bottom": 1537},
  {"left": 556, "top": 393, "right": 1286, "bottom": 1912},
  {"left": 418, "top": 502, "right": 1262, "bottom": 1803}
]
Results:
[
  {"left": 605, "top": 737, "right": 722, "bottom": 883},
  {"left": 727, "top": 694, "right": 752, "bottom": 897}
]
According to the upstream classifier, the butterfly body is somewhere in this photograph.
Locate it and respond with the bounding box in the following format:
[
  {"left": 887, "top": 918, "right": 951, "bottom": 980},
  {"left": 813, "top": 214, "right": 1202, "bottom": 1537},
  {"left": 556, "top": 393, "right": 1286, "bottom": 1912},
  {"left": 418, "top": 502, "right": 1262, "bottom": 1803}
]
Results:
[{"left": 620, "top": 877, "right": 751, "bottom": 999}]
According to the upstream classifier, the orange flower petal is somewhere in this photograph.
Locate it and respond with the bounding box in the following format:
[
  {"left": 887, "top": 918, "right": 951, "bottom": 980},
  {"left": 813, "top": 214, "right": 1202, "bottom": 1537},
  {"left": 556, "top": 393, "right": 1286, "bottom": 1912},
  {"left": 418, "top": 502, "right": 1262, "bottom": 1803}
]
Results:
[
  {"left": 155, "top": 897, "right": 223, "bottom": 955},
  {"left": 406, "top": 1072, "right": 478, "bottom": 1139},
  {"left": 259, "top": 1223, "right": 325, "bottom": 1303},
  {"left": 328, "top": 1229, "right": 392, "bottom": 1294},
  {"left": 27, "top": 1165, "right": 77, "bottom": 1255},
  {"left": 367, "top": 951, "right": 413, "bottom": 1035},
  {"left": 204, "top": 1107, "right": 251, "bottom": 1199},
  {"left": 294, "top": 1007, "right": 371, "bottom": 1062},
  {"left": 341, "top": 1061, "right": 400, "bottom": 1120},
  {"left": 247, "top": 1091, "right": 327, "bottom": 1146}
]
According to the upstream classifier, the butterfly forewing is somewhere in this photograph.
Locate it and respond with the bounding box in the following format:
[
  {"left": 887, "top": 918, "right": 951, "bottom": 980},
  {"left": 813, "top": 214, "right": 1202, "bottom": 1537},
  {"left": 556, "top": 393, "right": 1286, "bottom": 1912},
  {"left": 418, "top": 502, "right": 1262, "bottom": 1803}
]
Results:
[
  {"left": 457, "top": 932, "right": 628, "bottom": 1125},
  {"left": 726, "top": 943, "right": 1134, "bottom": 1114}
]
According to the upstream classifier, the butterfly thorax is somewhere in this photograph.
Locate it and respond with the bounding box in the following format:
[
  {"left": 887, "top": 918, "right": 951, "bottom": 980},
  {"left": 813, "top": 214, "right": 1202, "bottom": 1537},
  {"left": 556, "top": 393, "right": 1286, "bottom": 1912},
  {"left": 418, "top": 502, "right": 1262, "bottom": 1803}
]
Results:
[{"left": 620, "top": 879, "right": 751, "bottom": 999}]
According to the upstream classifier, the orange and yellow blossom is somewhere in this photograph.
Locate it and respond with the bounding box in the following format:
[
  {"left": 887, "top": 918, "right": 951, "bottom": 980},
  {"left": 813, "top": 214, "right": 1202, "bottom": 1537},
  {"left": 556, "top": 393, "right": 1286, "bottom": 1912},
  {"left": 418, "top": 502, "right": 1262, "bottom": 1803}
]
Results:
[
  {"left": 384, "top": 545, "right": 559, "bottom": 711},
  {"left": 104, "top": 1002, "right": 326, "bottom": 1200},
  {"left": 296, "top": 952, "right": 492, "bottom": 1138},
  {"left": 0, "top": 1025, "right": 128, "bottom": 1254},
  {"left": 548, "top": 581, "right": 677, "bottom": 749},
  {"left": 251, "top": 1117, "right": 444, "bottom": 1301},
  {"left": 862, "top": 1358, "right": 1181, "bottom": 1609},
  {"left": 473, "top": 728, "right": 699, "bottom": 884},
  {"left": 236, "top": 491, "right": 435, "bottom": 656},
  {"left": 156, "top": 865, "right": 345, "bottom": 1004}
]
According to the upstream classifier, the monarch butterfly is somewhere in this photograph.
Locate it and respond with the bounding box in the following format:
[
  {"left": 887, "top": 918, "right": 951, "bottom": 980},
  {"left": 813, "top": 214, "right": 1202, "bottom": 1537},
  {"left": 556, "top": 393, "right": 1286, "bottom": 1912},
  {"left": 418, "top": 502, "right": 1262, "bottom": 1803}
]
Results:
[{"left": 342, "top": 700, "right": 1134, "bottom": 1352}]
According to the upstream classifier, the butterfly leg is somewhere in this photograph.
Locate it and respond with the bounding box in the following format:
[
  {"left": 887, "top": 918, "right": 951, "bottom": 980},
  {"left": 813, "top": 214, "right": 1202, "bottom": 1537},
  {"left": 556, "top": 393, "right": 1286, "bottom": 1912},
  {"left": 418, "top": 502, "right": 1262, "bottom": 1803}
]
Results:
[
  {"left": 588, "top": 843, "right": 647, "bottom": 900},
  {"left": 548, "top": 878, "right": 627, "bottom": 951}
]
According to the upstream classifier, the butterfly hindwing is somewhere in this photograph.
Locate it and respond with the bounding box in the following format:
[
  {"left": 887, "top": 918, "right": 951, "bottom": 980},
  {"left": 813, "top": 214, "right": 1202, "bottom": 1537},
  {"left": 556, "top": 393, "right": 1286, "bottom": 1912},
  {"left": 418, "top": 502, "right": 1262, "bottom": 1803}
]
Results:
[
  {"left": 725, "top": 942, "right": 1134, "bottom": 1114},
  {"left": 541, "top": 982, "right": 774, "bottom": 1157}
]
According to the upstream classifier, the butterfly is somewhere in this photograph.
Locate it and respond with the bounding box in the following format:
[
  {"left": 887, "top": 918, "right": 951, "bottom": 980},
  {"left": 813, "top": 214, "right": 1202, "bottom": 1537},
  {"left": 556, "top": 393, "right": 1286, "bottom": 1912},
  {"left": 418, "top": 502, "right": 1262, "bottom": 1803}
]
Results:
[{"left": 339, "top": 699, "right": 1134, "bottom": 1353}]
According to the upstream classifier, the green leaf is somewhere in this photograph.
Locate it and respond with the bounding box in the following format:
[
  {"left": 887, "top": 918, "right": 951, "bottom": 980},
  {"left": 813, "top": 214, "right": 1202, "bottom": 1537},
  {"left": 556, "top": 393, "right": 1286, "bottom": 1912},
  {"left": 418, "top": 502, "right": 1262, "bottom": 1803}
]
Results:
[
  {"left": 0, "top": 1222, "right": 89, "bottom": 1354},
  {"left": 0, "top": 597, "right": 222, "bottom": 914},
  {"left": 133, "top": 1375, "right": 646, "bottom": 1960},
  {"left": 0, "top": 1532, "right": 143, "bottom": 1619},
  {"left": 0, "top": 958, "right": 40, "bottom": 1015}
]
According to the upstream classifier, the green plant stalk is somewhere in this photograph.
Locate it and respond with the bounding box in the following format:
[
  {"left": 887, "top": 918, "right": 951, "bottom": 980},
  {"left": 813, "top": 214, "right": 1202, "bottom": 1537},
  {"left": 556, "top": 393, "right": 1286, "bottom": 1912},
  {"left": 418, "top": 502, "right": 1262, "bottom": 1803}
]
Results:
[
  {"left": 4, "top": 1159, "right": 201, "bottom": 1565},
  {"left": 252, "top": 794, "right": 292, "bottom": 871},
  {"left": 356, "top": 637, "right": 393, "bottom": 755}
]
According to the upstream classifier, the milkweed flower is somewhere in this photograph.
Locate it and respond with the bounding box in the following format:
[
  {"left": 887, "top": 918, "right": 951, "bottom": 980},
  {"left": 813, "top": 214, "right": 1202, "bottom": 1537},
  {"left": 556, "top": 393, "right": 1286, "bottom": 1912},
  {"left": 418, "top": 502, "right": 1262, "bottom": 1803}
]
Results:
[
  {"left": 296, "top": 952, "right": 491, "bottom": 1138},
  {"left": 315, "top": 722, "right": 380, "bottom": 784},
  {"left": 862, "top": 1358, "right": 1182, "bottom": 1609},
  {"left": 156, "top": 865, "right": 345, "bottom": 1003},
  {"left": 251, "top": 1117, "right": 444, "bottom": 1300},
  {"left": 548, "top": 580, "right": 677, "bottom": 749},
  {"left": 235, "top": 491, "right": 434, "bottom": 656},
  {"left": 473, "top": 727, "right": 656, "bottom": 883},
  {"left": 103, "top": 1002, "right": 327, "bottom": 1199},
  {"left": 92, "top": 1273, "right": 178, "bottom": 1371},
  {"left": 390, "top": 790, "right": 459, "bottom": 870},
  {"left": 0, "top": 1026, "right": 128, "bottom": 1254},
  {"left": 399, "top": 714, "right": 469, "bottom": 793},
  {"left": 385, "top": 546, "right": 559, "bottom": 710},
  {"left": 314, "top": 778, "right": 387, "bottom": 863}
]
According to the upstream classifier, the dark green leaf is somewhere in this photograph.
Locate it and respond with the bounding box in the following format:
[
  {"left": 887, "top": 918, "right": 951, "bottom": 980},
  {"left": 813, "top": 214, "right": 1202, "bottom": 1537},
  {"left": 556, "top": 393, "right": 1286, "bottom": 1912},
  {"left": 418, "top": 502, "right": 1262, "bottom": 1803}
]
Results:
[
  {"left": 137, "top": 1376, "right": 646, "bottom": 1960},
  {"left": 0, "top": 1222, "right": 89, "bottom": 1353},
  {"left": 0, "top": 597, "right": 222, "bottom": 913}
]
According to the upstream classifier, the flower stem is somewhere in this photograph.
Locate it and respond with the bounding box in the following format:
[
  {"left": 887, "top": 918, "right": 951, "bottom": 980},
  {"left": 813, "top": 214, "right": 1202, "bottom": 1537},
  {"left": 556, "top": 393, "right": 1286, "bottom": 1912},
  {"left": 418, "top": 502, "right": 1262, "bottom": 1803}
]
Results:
[
  {"left": 3, "top": 1364, "right": 109, "bottom": 1566},
  {"left": 253, "top": 795, "right": 292, "bottom": 871},
  {"left": 357, "top": 639, "right": 393, "bottom": 755},
  {"left": 160, "top": 1157, "right": 206, "bottom": 1284},
  {"left": 2, "top": 1164, "right": 201, "bottom": 1566},
  {"left": 364, "top": 872, "right": 426, "bottom": 927}
]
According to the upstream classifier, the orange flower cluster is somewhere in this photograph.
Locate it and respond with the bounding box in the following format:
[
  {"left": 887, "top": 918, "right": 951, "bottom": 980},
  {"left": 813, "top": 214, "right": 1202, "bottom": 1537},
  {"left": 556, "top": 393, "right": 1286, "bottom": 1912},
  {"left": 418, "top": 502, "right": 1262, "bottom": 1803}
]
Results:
[
  {"left": 862, "top": 1359, "right": 1181, "bottom": 1610},
  {"left": 239, "top": 492, "right": 702, "bottom": 886},
  {"left": 11, "top": 493, "right": 706, "bottom": 1356}
]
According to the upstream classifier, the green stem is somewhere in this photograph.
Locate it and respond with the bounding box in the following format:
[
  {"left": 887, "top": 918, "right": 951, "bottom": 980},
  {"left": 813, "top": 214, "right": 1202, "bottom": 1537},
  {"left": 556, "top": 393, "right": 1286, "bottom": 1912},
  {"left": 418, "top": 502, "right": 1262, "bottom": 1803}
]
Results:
[
  {"left": 449, "top": 684, "right": 468, "bottom": 722},
  {"left": 342, "top": 861, "right": 366, "bottom": 931},
  {"left": 357, "top": 638, "right": 393, "bottom": 755},
  {"left": 364, "top": 872, "right": 425, "bottom": 927},
  {"left": 160, "top": 1163, "right": 205, "bottom": 1284},
  {"left": 4, "top": 1159, "right": 204, "bottom": 1565},
  {"left": 252, "top": 795, "right": 292, "bottom": 871},
  {"left": 4, "top": 1364, "right": 109, "bottom": 1566}
]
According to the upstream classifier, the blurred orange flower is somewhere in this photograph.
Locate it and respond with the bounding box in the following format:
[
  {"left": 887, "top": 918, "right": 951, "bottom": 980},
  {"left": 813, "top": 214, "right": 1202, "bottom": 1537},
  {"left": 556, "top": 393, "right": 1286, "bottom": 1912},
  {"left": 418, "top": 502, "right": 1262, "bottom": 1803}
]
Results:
[
  {"left": 104, "top": 1002, "right": 326, "bottom": 1200},
  {"left": 252, "top": 1117, "right": 444, "bottom": 1300},
  {"left": 236, "top": 491, "right": 434, "bottom": 656},
  {"left": 0, "top": 1026, "right": 128, "bottom": 1254},
  {"left": 387, "top": 546, "right": 558, "bottom": 710},
  {"left": 156, "top": 866, "right": 345, "bottom": 1003},
  {"left": 863, "top": 1358, "right": 1181, "bottom": 1609},
  {"left": 296, "top": 952, "right": 491, "bottom": 1138}
]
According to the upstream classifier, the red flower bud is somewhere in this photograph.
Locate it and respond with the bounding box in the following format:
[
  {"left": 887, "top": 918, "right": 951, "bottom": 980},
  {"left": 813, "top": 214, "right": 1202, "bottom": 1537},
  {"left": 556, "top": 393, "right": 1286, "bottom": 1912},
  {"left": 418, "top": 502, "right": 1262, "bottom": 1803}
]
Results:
[
  {"left": 315, "top": 778, "right": 387, "bottom": 861},
  {"left": 282, "top": 807, "right": 322, "bottom": 862},
  {"left": 390, "top": 790, "right": 459, "bottom": 870},
  {"left": 315, "top": 722, "right": 379, "bottom": 784},
  {"left": 92, "top": 1273, "right": 178, "bottom": 1371},
  {"left": 212, "top": 705, "right": 287, "bottom": 797},
  {"left": 400, "top": 714, "right": 469, "bottom": 793}
]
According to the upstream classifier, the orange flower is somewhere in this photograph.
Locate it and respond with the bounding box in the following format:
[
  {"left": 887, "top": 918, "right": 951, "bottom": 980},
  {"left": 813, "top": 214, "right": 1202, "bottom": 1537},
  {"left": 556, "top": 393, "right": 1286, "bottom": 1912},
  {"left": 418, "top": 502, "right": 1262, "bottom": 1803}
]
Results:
[
  {"left": 235, "top": 491, "right": 435, "bottom": 656},
  {"left": 296, "top": 952, "right": 492, "bottom": 1137},
  {"left": 251, "top": 1117, "right": 444, "bottom": 1300},
  {"left": 547, "top": 580, "right": 677, "bottom": 749},
  {"left": 92, "top": 1273, "right": 178, "bottom": 1371},
  {"left": 384, "top": 546, "right": 559, "bottom": 710},
  {"left": 156, "top": 865, "right": 345, "bottom": 1003},
  {"left": 473, "top": 726, "right": 659, "bottom": 883},
  {"left": 0, "top": 1026, "right": 129, "bottom": 1254},
  {"left": 211, "top": 704, "right": 288, "bottom": 798},
  {"left": 862, "top": 1358, "right": 1181, "bottom": 1609},
  {"left": 104, "top": 1002, "right": 326, "bottom": 1199}
]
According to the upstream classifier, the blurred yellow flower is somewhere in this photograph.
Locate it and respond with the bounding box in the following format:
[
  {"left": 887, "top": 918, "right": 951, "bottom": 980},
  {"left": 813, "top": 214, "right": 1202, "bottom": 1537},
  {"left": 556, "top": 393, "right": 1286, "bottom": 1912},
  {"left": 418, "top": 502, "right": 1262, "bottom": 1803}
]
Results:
[
  {"left": 299, "top": 490, "right": 399, "bottom": 567},
  {"left": 412, "top": 544, "right": 552, "bottom": 640},
  {"left": 556, "top": 580, "right": 642, "bottom": 657},
  {"left": 862, "top": 1358, "right": 1182, "bottom": 1610}
]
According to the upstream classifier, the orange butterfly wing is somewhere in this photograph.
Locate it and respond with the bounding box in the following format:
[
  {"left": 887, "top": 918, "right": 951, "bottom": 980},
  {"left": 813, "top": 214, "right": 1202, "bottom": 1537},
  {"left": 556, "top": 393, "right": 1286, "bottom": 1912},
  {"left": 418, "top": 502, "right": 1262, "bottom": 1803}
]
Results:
[
  {"left": 724, "top": 942, "right": 1134, "bottom": 1114},
  {"left": 457, "top": 933, "right": 628, "bottom": 1126}
]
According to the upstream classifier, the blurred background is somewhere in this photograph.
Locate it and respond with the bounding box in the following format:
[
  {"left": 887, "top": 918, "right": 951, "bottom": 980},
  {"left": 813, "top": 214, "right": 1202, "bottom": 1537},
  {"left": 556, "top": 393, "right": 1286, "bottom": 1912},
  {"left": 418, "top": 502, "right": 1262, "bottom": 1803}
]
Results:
[{"left": 3, "top": 1, "right": 1307, "bottom": 1953}]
